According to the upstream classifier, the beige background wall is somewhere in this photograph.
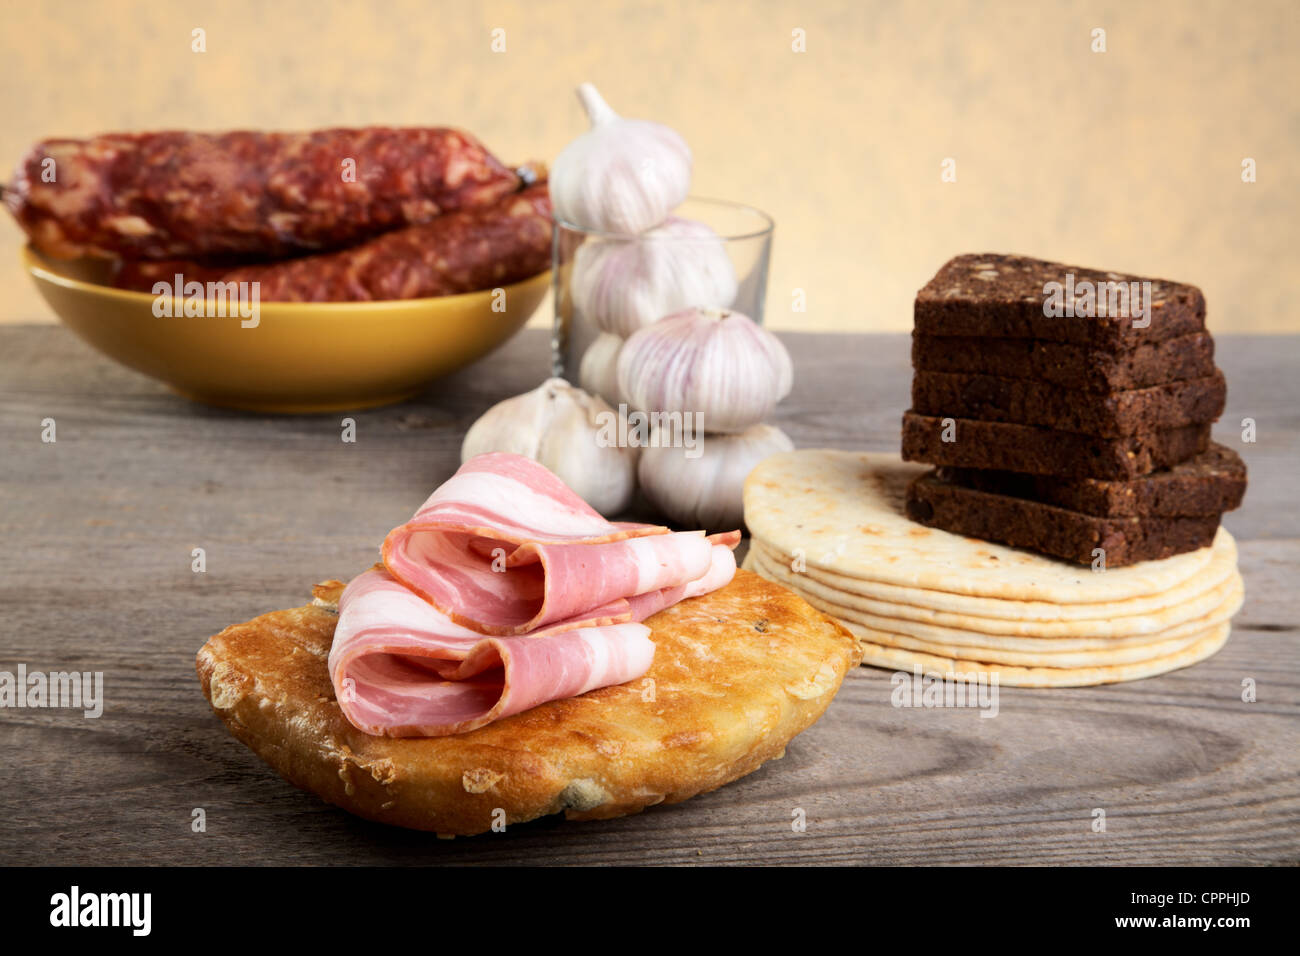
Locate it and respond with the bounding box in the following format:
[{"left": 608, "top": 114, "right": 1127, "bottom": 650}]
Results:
[{"left": 2, "top": 0, "right": 1296, "bottom": 332}]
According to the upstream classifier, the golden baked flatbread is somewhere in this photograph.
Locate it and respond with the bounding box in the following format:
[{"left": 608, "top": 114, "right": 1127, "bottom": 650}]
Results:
[
  {"left": 746, "top": 542, "right": 1244, "bottom": 654},
  {"left": 744, "top": 450, "right": 1221, "bottom": 602},
  {"left": 741, "top": 450, "right": 1242, "bottom": 685},
  {"left": 852, "top": 622, "right": 1231, "bottom": 688},
  {"left": 746, "top": 533, "right": 1239, "bottom": 636},
  {"left": 196, "top": 569, "right": 862, "bottom": 836}
]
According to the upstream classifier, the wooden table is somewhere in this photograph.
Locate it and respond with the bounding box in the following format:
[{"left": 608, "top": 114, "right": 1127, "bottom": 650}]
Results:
[{"left": 1, "top": 326, "right": 1296, "bottom": 866}]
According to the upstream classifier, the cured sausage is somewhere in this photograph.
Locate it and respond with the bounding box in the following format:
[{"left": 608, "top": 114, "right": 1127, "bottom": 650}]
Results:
[
  {"left": 218, "top": 181, "right": 552, "bottom": 302},
  {"left": 111, "top": 256, "right": 265, "bottom": 292},
  {"left": 110, "top": 181, "right": 552, "bottom": 301},
  {"left": 5, "top": 127, "right": 520, "bottom": 259}
]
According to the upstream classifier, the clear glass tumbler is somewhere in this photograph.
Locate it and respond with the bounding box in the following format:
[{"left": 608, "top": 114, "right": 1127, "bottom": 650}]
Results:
[{"left": 551, "top": 197, "right": 774, "bottom": 383}]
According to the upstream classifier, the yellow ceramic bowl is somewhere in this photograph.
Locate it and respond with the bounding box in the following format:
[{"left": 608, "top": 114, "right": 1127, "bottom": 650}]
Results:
[{"left": 22, "top": 245, "right": 549, "bottom": 413}]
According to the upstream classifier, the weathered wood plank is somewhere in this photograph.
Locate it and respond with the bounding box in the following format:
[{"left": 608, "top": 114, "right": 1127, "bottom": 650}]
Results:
[{"left": 0, "top": 326, "right": 1296, "bottom": 865}]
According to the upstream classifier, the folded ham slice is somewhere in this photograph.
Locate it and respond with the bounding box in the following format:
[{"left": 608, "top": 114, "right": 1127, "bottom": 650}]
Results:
[
  {"left": 329, "top": 568, "right": 656, "bottom": 736},
  {"left": 331, "top": 452, "right": 740, "bottom": 737},
  {"left": 383, "top": 452, "right": 725, "bottom": 635}
]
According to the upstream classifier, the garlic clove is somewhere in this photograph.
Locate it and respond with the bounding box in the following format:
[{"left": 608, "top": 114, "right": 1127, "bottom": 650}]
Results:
[
  {"left": 571, "top": 217, "right": 738, "bottom": 338},
  {"left": 578, "top": 332, "right": 625, "bottom": 407},
  {"left": 638, "top": 423, "right": 795, "bottom": 531},
  {"left": 617, "top": 307, "right": 794, "bottom": 434},
  {"left": 550, "top": 83, "right": 692, "bottom": 236},
  {"left": 461, "top": 378, "right": 638, "bottom": 516}
]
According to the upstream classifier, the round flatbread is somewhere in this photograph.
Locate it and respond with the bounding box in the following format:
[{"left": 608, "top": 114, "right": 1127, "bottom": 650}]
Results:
[
  {"left": 746, "top": 544, "right": 1242, "bottom": 663},
  {"left": 823, "top": 583, "right": 1239, "bottom": 666},
  {"left": 853, "top": 622, "right": 1231, "bottom": 688},
  {"left": 746, "top": 540, "right": 1243, "bottom": 642},
  {"left": 750, "top": 533, "right": 1237, "bottom": 623},
  {"left": 196, "top": 569, "right": 862, "bottom": 836},
  {"left": 743, "top": 450, "right": 1222, "bottom": 603},
  {"left": 748, "top": 535, "right": 1232, "bottom": 624}
]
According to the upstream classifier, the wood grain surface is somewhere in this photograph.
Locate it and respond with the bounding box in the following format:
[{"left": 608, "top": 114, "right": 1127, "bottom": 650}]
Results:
[{"left": 0, "top": 326, "right": 1296, "bottom": 866}]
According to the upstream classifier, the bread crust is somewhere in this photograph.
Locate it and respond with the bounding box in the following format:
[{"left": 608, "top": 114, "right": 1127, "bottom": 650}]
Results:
[
  {"left": 911, "top": 331, "right": 1216, "bottom": 391},
  {"left": 913, "top": 253, "right": 1206, "bottom": 348},
  {"left": 901, "top": 412, "right": 1210, "bottom": 479},
  {"left": 196, "top": 570, "right": 862, "bottom": 836},
  {"left": 937, "top": 444, "right": 1247, "bottom": 518},
  {"left": 905, "top": 471, "right": 1221, "bottom": 566},
  {"left": 910, "top": 370, "right": 1226, "bottom": 438}
]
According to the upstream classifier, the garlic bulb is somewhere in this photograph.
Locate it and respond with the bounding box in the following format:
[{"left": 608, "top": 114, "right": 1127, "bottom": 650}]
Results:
[
  {"left": 550, "top": 83, "right": 692, "bottom": 235},
  {"left": 461, "top": 378, "right": 637, "bottom": 515},
  {"left": 618, "top": 307, "right": 794, "bottom": 433},
  {"left": 639, "top": 424, "right": 794, "bottom": 530},
  {"left": 578, "top": 332, "right": 624, "bottom": 407},
  {"left": 571, "top": 217, "right": 738, "bottom": 337}
]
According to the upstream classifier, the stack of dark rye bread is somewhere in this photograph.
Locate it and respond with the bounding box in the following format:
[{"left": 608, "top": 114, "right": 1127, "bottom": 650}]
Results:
[{"left": 902, "top": 254, "right": 1246, "bottom": 568}]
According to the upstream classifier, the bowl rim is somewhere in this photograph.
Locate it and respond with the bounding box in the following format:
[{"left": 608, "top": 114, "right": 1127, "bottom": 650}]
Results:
[{"left": 20, "top": 244, "right": 552, "bottom": 314}]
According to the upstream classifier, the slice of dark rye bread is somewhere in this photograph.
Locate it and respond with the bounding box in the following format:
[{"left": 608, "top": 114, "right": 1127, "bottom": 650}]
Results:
[
  {"left": 937, "top": 444, "right": 1247, "bottom": 518},
  {"left": 905, "top": 472, "right": 1222, "bottom": 567},
  {"left": 914, "top": 254, "right": 1206, "bottom": 348},
  {"left": 901, "top": 412, "right": 1210, "bottom": 480},
  {"left": 911, "top": 369, "right": 1225, "bottom": 438},
  {"left": 911, "top": 332, "right": 1216, "bottom": 391}
]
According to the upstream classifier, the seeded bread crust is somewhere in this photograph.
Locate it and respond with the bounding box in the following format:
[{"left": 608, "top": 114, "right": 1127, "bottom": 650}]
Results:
[
  {"left": 911, "top": 332, "right": 1216, "bottom": 391},
  {"left": 905, "top": 472, "right": 1221, "bottom": 567},
  {"left": 914, "top": 254, "right": 1206, "bottom": 348},
  {"left": 900, "top": 412, "right": 1211, "bottom": 479},
  {"left": 911, "top": 370, "right": 1225, "bottom": 438},
  {"left": 937, "top": 444, "right": 1246, "bottom": 518}
]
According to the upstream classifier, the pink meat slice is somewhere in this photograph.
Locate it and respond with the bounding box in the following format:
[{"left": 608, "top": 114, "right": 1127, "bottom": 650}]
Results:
[
  {"left": 330, "top": 453, "right": 741, "bottom": 737},
  {"left": 329, "top": 568, "right": 656, "bottom": 737},
  {"left": 382, "top": 452, "right": 729, "bottom": 635}
]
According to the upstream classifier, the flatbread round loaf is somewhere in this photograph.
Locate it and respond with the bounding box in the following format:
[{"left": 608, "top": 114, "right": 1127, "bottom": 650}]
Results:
[
  {"left": 196, "top": 569, "right": 862, "bottom": 836},
  {"left": 749, "top": 533, "right": 1236, "bottom": 622},
  {"left": 744, "top": 450, "right": 1221, "bottom": 602},
  {"left": 851, "top": 622, "right": 1231, "bottom": 688},
  {"left": 746, "top": 539, "right": 1243, "bottom": 643},
  {"left": 814, "top": 583, "right": 1240, "bottom": 666}
]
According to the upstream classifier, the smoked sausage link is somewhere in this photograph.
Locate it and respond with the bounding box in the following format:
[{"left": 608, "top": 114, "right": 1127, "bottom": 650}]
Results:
[
  {"left": 216, "top": 182, "right": 552, "bottom": 302},
  {"left": 6, "top": 128, "right": 520, "bottom": 260}
]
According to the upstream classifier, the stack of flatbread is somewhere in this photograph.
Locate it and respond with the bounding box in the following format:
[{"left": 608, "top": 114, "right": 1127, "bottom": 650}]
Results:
[{"left": 742, "top": 450, "right": 1243, "bottom": 687}]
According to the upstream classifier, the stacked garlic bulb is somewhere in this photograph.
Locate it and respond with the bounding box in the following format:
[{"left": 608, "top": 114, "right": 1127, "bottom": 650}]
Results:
[
  {"left": 461, "top": 378, "right": 637, "bottom": 516},
  {"left": 549, "top": 84, "right": 791, "bottom": 529},
  {"left": 621, "top": 308, "right": 795, "bottom": 528},
  {"left": 553, "top": 83, "right": 733, "bottom": 398},
  {"left": 551, "top": 84, "right": 692, "bottom": 236},
  {"left": 618, "top": 308, "right": 792, "bottom": 433},
  {"left": 572, "top": 218, "right": 739, "bottom": 339},
  {"left": 637, "top": 424, "right": 795, "bottom": 530},
  {"left": 577, "top": 332, "right": 624, "bottom": 406}
]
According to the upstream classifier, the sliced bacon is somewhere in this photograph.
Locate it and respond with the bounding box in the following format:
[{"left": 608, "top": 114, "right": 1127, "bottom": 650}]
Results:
[
  {"left": 331, "top": 453, "right": 741, "bottom": 737},
  {"left": 624, "top": 532, "right": 741, "bottom": 620},
  {"left": 330, "top": 568, "right": 654, "bottom": 736},
  {"left": 383, "top": 453, "right": 730, "bottom": 635}
]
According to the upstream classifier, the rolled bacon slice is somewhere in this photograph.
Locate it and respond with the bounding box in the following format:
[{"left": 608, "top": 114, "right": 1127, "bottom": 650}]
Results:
[
  {"left": 382, "top": 452, "right": 732, "bottom": 635},
  {"left": 331, "top": 452, "right": 741, "bottom": 736},
  {"left": 330, "top": 568, "right": 656, "bottom": 737}
]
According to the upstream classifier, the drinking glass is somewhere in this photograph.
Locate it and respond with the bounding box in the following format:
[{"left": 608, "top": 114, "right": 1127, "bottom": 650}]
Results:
[{"left": 551, "top": 198, "right": 774, "bottom": 382}]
